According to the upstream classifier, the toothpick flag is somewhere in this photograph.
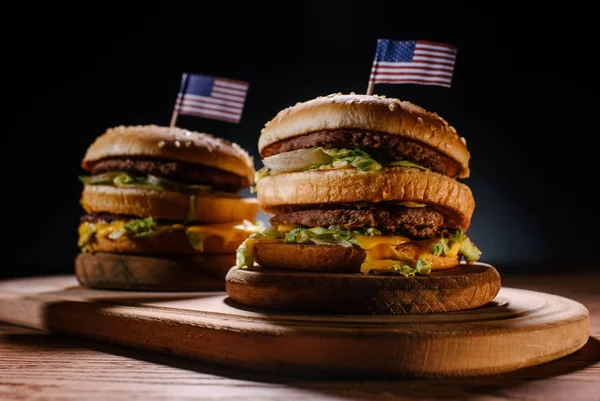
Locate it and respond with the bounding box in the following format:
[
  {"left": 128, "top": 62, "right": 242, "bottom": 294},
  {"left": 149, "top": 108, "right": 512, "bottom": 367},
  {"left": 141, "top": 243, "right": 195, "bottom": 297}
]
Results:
[
  {"left": 170, "top": 73, "right": 249, "bottom": 127},
  {"left": 367, "top": 39, "right": 457, "bottom": 94}
]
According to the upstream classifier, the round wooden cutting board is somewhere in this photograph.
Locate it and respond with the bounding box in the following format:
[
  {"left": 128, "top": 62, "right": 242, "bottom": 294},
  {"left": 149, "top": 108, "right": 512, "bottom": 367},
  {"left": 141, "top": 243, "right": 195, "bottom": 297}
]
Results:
[{"left": 0, "top": 276, "right": 590, "bottom": 378}]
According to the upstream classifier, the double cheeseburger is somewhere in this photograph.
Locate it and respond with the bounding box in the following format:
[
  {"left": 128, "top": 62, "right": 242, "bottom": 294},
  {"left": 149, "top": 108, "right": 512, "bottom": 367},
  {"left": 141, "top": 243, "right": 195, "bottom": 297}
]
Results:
[
  {"left": 226, "top": 94, "right": 497, "bottom": 313},
  {"left": 237, "top": 93, "right": 481, "bottom": 274},
  {"left": 76, "top": 125, "right": 260, "bottom": 291}
]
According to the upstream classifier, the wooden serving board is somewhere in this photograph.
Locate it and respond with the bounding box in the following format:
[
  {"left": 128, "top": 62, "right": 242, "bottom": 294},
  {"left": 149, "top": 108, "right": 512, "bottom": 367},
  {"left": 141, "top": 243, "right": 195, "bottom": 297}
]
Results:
[{"left": 0, "top": 275, "right": 589, "bottom": 378}]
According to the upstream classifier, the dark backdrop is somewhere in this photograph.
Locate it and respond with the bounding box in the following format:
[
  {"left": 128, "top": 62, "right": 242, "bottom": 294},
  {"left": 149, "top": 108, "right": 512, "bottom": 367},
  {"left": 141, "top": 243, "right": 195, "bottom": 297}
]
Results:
[{"left": 5, "top": 3, "right": 596, "bottom": 278}]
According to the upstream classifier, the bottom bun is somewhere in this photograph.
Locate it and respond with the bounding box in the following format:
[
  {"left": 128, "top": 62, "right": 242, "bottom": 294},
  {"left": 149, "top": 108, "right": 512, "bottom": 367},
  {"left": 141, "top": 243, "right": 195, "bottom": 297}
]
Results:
[
  {"left": 75, "top": 252, "right": 235, "bottom": 291},
  {"left": 254, "top": 243, "right": 461, "bottom": 273},
  {"left": 226, "top": 263, "right": 501, "bottom": 314}
]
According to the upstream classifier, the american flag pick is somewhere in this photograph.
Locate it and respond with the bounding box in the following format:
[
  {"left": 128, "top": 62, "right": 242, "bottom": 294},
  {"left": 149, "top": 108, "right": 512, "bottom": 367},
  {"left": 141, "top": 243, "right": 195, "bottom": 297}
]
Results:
[
  {"left": 368, "top": 39, "right": 457, "bottom": 92},
  {"left": 171, "top": 73, "right": 249, "bottom": 125}
]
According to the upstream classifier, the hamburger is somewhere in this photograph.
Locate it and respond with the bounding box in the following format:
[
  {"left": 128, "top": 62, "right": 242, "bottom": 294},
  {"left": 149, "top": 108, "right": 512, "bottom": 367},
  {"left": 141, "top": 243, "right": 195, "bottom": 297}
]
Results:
[
  {"left": 76, "top": 125, "right": 261, "bottom": 291},
  {"left": 226, "top": 93, "right": 497, "bottom": 313}
]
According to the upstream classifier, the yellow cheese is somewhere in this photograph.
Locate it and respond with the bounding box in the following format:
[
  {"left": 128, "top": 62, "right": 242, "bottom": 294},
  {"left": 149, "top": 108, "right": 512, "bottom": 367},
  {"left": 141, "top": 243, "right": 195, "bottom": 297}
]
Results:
[
  {"left": 186, "top": 221, "right": 262, "bottom": 249},
  {"left": 354, "top": 234, "right": 410, "bottom": 249},
  {"left": 78, "top": 220, "right": 262, "bottom": 249},
  {"left": 78, "top": 221, "right": 127, "bottom": 243},
  {"left": 356, "top": 237, "right": 437, "bottom": 274},
  {"left": 447, "top": 241, "right": 461, "bottom": 257}
]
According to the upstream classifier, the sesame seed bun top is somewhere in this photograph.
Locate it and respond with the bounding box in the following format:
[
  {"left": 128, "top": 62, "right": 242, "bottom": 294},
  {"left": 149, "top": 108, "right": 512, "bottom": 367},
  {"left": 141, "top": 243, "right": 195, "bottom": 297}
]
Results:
[
  {"left": 259, "top": 93, "right": 471, "bottom": 178},
  {"left": 82, "top": 125, "right": 255, "bottom": 185}
]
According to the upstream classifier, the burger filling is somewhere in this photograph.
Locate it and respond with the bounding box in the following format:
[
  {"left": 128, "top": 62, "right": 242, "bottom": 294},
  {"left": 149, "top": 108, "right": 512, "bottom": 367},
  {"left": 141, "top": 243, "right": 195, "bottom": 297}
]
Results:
[
  {"left": 78, "top": 212, "right": 262, "bottom": 252},
  {"left": 255, "top": 130, "right": 462, "bottom": 181},
  {"left": 81, "top": 157, "right": 247, "bottom": 194},
  {"left": 236, "top": 206, "right": 481, "bottom": 277}
]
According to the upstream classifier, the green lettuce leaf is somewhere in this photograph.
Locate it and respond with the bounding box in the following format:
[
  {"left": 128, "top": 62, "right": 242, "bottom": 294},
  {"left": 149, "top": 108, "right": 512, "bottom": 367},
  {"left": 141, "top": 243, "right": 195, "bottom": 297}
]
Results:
[
  {"left": 187, "top": 195, "right": 197, "bottom": 223},
  {"left": 459, "top": 237, "right": 482, "bottom": 262},
  {"left": 122, "top": 217, "right": 157, "bottom": 237},
  {"left": 285, "top": 227, "right": 359, "bottom": 247},
  {"left": 431, "top": 238, "right": 450, "bottom": 256},
  {"left": 388, "top": 258, "right": 432, "bottom": 277},
  {"left": 430, "top": 228, "right": 482, "bottom": 262},
  {"left": 186, "top": 230, "right": 207, "bottom": 251},
  {"left": 320, "top": 148, "right": 382, "bottom": 171},
  {"left": 236, "top": 225, "right": 283, "bottom": 268}
]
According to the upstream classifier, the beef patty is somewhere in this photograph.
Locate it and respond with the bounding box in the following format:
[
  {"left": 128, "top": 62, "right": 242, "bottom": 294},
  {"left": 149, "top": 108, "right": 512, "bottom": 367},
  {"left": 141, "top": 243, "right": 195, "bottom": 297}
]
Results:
[
  {"left": 270, "top": 207, "right": 448, "bottom": 240},
  {"left": 263, "top": 130, "right": 461, "bottom": 178},
  {"left": 90, "top": 158, "right": 248, "bottom": 192},
  {"left": 80, "top": 212, "right": 178, "bottom": 225}
]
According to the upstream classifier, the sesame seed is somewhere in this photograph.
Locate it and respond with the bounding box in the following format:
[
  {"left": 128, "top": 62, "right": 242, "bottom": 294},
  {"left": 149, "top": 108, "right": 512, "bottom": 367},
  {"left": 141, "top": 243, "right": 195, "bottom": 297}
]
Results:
[
  {"left": 389, "top": 104, "right": 395, "bottom": 111},
  {"left": 430, "top": 125, "right": 437, "bottom": 131},
  {"left": 175, "top": 140, "right": 181, "bottom": 147},
  {"left": 417, "top": 117, "right": 424, "bottom": 125},
  {"left": 449, "top": 126, "right": 457, "bottom": 133},
  {"left": 185, "top": 140, "right": 192, "bottom": 147},
  {"left": 460, "top": 137, "right": 467, "bottom": 145},
  {"left": 350, "top": 91, "right": 356, "bottom": 95},
  {"left": 158, "top": 141, "right": 166, "bottom": 148}
]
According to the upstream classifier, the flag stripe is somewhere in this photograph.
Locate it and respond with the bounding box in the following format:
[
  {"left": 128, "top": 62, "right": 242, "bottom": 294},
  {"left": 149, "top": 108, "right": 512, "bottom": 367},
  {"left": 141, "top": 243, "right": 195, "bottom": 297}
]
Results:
[
  {"left": 411, "top": 56, "right": 455, "bottom": 66},
  {"left": 213, "top": 80, "right": 249, "bottom": 90},
  {"left": 179, "top": 105, "right": 242, "bottom": 120},
  {"left": 180, "top": 99, "right": 242, "bottom": 115},
  {"left": 211, "top": 92, "right": 247, "bottom": 102},
  {"left": 415, "top": 45, "right": 457, "bottom": 55},
  {"left": 373, "top": 61, "right": 454, "bottom": 71},
  {"left": 371, "top": 67, "right": 453, "bottom": 76},
  {"left": 212, "top": 86, "right": 248, "bottom": 97},
  {"left": 178, "top": 93, "right": 244, "bottom": 108}
]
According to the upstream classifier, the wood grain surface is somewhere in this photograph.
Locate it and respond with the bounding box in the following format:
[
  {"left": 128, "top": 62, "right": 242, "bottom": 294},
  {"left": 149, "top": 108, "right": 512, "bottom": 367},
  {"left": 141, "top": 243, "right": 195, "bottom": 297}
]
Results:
[
  {"left": 0, "top": 272, "right": 590, "bottom": 380},
  {"left": 225, "top": 263, "right": 501, "bottom": 313},
  {"left": 0, "top": 271, "right": 599, "bottom": 400}
]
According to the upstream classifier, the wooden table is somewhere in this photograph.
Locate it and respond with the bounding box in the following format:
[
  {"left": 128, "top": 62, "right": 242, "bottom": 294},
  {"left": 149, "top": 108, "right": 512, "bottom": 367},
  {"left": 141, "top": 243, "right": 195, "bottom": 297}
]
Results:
[{"left": 1, "top": 271, "right": 598, "bottom": 400}]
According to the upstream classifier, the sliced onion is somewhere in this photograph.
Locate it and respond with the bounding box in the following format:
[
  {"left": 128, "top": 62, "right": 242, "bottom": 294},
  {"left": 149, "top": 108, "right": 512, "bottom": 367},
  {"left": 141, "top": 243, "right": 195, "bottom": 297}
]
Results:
[{"left": 262, "top": 148, "right": 333, "bottom": 173}]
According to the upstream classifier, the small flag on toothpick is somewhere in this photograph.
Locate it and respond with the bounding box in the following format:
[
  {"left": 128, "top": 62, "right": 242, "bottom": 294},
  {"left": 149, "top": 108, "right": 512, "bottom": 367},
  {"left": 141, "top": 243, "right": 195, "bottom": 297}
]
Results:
[
  {"left": 170, "top": 73, "right": 249, "bottom": 127},
  {"left": 367, "top": 39, "right": 457, "bottom": 95}
]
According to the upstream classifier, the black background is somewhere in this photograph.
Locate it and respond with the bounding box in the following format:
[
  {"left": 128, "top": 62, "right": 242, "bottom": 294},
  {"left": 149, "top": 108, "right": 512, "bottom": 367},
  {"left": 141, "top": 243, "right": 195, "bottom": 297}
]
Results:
[{"left": 5, "top": 3, "right": 597, "bottom": 278}]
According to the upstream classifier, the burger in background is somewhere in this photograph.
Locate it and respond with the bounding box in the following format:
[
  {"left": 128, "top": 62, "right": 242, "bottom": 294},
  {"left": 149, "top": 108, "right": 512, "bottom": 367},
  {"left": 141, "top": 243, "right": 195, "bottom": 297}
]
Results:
[{"left": 77, "top": 125, "right": 261, "bottom": 291}]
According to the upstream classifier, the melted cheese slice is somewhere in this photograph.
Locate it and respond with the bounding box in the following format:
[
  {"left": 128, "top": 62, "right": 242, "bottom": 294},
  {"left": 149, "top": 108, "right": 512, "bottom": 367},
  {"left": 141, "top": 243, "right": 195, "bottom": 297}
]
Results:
[
  {"left": 186, "top": 222, "right": 263, "bottom": 249},
  {"left": 78, "top": 220, "right": 262, "bottom": 250}
]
